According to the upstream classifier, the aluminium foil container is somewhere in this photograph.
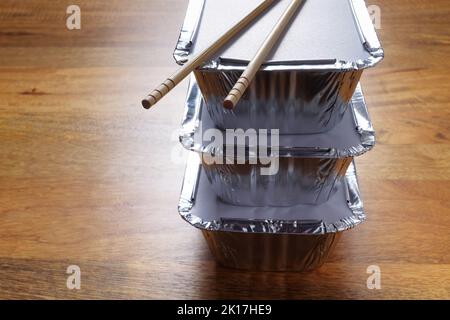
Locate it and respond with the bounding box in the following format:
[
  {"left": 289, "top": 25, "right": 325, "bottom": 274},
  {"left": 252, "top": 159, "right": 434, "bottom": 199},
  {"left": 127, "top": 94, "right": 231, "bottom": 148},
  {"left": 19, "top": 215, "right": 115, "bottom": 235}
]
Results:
[
  {"left": 178, "top": 77, "right": 375, "bottom": 207},
  {"left": 178, "top": 153, "right": 366, "bottom": 271},
  {"left": 173, "top": 0, "right": 383, "bottom": 134}
]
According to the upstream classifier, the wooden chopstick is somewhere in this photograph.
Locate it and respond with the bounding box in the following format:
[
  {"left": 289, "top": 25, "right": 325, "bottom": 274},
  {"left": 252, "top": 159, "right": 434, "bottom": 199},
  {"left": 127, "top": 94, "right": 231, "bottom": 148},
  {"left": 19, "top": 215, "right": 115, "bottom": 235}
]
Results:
[
  {"left": 223, "top": 0, "right": 305, "bottom": 110},
  {"left": 142, "top": 0, "right": 275, "bottom": 109}
]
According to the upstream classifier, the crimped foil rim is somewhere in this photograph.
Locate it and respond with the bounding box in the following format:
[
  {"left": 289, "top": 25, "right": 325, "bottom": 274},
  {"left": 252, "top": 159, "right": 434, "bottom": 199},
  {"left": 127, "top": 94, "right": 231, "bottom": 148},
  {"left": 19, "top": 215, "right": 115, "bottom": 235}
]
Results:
[
  {"left": 173, "top": 0, "right": 384, "bottom": 71},
  {"left": 178, "top": 77, "right": 376, "bottom": 159},
  {"left": 198, "top": 55, "right": 383, "bottom": 72},
  {"left": 178, "top": 155, "right": 366, "bottom": 235}
]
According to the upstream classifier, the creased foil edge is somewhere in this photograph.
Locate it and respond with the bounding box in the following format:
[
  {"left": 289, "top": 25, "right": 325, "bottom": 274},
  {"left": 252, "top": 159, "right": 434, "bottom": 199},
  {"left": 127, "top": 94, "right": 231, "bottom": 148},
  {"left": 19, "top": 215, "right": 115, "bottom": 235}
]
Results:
[
  {"left": 178, "top": 153, "right": 366, "bottom": 235},
  {"left": 173, "top": 0, "right": 384, "bottom": 71},
  {"left": 173, "top": 0, "right": 205, "bottom": 65},
  {"left": 179, "top": 76, "right": 376, "bottom": 159}
]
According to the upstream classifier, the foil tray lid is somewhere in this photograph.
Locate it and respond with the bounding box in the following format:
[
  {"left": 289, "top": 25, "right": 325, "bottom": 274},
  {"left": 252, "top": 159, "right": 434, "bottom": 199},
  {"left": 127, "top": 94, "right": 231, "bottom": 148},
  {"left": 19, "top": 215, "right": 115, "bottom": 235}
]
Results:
[
  {"left": 173, "top": 0, "right": 384, "bottom": 70},
  {"left": 179, "top": 76, "right": 375, "bottom": 159},
  {"left": 178, "top": 153, "right": 366, "bottom": 235}
]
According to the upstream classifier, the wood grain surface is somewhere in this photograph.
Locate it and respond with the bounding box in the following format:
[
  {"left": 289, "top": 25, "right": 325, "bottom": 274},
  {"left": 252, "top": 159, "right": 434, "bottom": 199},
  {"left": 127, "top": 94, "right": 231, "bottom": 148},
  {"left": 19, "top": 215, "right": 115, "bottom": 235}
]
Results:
[{"left": 0, "top": 0, "right": 449, "bottom": 299}]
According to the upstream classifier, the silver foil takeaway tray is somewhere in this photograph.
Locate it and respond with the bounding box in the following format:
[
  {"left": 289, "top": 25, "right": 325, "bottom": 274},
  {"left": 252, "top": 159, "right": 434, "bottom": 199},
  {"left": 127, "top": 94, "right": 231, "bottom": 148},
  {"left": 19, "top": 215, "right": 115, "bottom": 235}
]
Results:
[
  {"left": 174, "top": 0, "right": 383, "bottom": 135},
  {"left": 173, "top": 0, "right": 383, "bottom": 70},
  {"left": 178, "top": 153, "right": 365, "bottom": 235},
  {"left": 179, "top": 77, "right": 375, "bottom": 159}
]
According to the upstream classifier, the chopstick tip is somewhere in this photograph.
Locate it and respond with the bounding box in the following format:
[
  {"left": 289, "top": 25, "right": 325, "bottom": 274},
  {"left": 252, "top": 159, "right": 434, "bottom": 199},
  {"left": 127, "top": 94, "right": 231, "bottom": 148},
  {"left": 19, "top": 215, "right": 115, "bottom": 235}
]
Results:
[
  {"left": 142, "top": 94, "right": 158, "bottom": 109},
  {"left": 142, "top": 99, "right": 152, "bottom": 109},
  {"left": 223, "top": 99, "right": 235, "bottom": 110}
]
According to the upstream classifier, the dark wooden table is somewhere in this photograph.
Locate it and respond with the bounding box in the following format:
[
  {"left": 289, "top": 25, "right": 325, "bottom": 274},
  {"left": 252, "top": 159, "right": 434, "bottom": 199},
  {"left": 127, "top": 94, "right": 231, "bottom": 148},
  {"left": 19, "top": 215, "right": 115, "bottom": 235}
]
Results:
[{"left": 0, "top": 0, "right": 449, "bottom": 299}]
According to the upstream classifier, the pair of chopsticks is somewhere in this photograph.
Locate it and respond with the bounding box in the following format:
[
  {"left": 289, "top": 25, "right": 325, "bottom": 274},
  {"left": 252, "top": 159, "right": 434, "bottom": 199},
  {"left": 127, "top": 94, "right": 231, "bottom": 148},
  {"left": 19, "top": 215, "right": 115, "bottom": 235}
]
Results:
[{"left": 142, "top": 0, "right": 305, "bottom": 110}]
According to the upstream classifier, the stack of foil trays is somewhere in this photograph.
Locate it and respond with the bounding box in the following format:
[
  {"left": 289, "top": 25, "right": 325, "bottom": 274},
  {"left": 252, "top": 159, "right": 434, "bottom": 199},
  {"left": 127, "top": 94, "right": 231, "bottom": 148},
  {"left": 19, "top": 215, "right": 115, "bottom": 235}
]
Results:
[{"left": 175, "top": 0, "right": 383, "bottom": 271}]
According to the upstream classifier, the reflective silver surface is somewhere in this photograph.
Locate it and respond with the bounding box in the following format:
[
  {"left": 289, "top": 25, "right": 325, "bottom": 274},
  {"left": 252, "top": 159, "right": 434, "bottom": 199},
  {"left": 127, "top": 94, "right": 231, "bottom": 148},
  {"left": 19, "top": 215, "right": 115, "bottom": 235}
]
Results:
[
  {"left": 174, "top": 0, "right": 384, "bottom": 67},
  {"left": 180, "top": 77, "right": 375, "bottom": 159},
  {"left": 179, "top": 153, "right": 366, "bottom": 235},
  {"left": 201, "top": 230, "right": 341, "bottom": 271},
  {"left": 202, "top": 157, "right": 352, "bottom": 206},
  {"left": 172, "top": 0, "right": 205, "bottom": 65},
  {"left": 173, "top": 0, "right": 378, "bottom": 270},
  {"left": 194, "top": 69, "right": 362, "bottom": 134},
  {"left": 178, "top": 153, "right": 366, "bottom": 271},
  {"left": 174, "top": 0, "right": 384, "bottom": 134},
  {"left": 179, "top": 78, "right": 375, "bottom": 206}
]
